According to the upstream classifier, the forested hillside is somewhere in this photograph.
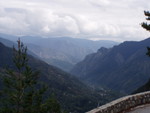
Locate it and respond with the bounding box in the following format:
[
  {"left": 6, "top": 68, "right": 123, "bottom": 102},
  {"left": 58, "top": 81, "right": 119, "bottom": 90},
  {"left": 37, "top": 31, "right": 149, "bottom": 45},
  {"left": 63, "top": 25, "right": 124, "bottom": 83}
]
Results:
[
  {"left": 71, "top": 38, "right": 150, "bottom": 94},
  {"left": 0, "top": 42, "right": 118, "bottom": 113}
]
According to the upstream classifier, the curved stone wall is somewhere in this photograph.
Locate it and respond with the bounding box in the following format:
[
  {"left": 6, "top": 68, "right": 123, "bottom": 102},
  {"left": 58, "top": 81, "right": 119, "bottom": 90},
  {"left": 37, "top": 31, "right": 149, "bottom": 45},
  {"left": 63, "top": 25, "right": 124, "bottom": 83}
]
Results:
[{"left": 86, "top": 91, "right": 150, "bottom": 113}]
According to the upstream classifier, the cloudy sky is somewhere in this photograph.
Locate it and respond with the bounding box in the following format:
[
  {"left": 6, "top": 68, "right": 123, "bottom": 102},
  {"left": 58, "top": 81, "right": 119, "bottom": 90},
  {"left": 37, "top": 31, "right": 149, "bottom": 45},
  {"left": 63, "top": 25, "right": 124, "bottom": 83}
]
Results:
[{"left": 0, "top": 0, "right": 150, "bottom": 41}]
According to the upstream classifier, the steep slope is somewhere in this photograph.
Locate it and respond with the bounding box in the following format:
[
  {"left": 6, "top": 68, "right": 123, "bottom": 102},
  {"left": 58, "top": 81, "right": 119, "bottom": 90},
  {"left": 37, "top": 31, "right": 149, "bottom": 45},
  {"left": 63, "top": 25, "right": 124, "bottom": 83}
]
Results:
[
  {"left": 0, "top": 36, "right": 16, "bottom": 48},
  {"left": 0, "top": 33, "right": 118, "bottom": 72},
  {"left": 20, "top": 36, "right": 118, "bottom": 71},
  {"left": 132, "top": 79, "right": 150, "bottom": 94},
  {"left": 71, "top": 38, "right": 150, "bottom": 94},
  {"left": 0, "top": 42, "right": 118, "bottom": 113},
  {"left": 0, "top": 37, "right": 39, "bottom": 58}
]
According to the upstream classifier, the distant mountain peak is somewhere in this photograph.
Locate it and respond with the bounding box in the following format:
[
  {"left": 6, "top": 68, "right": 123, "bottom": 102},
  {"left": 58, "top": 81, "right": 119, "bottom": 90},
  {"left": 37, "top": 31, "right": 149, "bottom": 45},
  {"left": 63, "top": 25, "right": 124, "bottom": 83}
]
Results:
[
  {"left": 71, "top": 37, "right": 150, "bottom": 94},
  {"left": 0, "top": 40, "right": 118, "bottom": 113},
  {"left": 98, "top": 47, "right": 109, "bottom": 53}
]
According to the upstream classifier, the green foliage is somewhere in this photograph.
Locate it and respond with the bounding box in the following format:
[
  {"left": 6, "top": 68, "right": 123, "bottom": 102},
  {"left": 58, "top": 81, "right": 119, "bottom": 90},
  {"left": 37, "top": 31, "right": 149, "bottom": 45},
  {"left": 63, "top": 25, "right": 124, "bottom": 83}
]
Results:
[
  {"left": 146, "top": 47, "right": 150, "bottom": 57},
  {"left": 0, "top": 39, "right": 61, "bottom": 113},
  {"left": 132, "top": 11, "right": 150, "bottom": 94},
  {"left": 142, "top": 11, "right": 150, "bottom": 57},
  {"left": 0, "top": 40, "right": 118, "bottom": 113},
  {"left": 141, "top": 11, "right": 150, "bottom": 31}
]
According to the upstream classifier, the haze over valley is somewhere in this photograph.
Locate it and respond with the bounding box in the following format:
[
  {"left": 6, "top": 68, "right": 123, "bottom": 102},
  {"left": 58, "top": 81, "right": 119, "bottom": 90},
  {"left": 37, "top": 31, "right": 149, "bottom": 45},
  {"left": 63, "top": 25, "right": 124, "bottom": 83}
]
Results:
[{"left": 0, "top": 0, "right": 150, "bottom": 113}]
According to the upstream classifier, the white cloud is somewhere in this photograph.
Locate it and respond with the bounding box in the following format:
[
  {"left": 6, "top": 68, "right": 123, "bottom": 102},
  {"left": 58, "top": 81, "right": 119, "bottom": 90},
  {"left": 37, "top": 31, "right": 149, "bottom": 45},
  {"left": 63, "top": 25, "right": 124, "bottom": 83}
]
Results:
[
  {"left": 0, "top": 0, "right": 149, "bottom": 41},
  {"left": 89, "top": 0, "right": 110, "bottom": 7}
]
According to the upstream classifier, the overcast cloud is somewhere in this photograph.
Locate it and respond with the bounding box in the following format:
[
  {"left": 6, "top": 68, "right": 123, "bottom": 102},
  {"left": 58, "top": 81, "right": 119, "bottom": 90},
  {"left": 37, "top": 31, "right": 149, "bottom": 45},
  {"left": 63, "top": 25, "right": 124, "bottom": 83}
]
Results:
[{"left": 0, "top": 0, "right": 149, "bottom": 41}]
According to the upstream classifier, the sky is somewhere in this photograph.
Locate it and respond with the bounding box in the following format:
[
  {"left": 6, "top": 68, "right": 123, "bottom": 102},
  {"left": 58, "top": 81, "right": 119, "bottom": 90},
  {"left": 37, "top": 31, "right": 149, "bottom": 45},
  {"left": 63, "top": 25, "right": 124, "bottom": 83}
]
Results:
[{"left": 0, "top": 0, "right": 150, "bottom": 42}]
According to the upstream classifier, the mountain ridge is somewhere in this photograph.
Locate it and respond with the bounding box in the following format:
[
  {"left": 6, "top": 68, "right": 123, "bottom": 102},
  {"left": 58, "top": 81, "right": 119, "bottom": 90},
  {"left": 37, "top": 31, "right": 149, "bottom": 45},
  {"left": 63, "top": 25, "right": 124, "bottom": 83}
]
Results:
[
  {"left": 0, "top": 33, "right": 118, "bottom": 72},
  {"left": 71, "top": 37, "right": 150, "bottom": 94},
  {"left": 0, "top": 41, "right": 118, "bottom": 113}
]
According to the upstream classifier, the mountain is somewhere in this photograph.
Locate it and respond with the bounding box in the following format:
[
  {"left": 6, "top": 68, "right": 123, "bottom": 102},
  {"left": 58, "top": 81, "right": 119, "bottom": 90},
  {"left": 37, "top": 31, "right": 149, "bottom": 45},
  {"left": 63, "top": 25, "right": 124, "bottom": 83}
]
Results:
[
  {"left": 20, "top": 36, "right": 118, "bottom": 72},
  {"left": 0, "top": 36, "right": 16, "bottom": 48},
  {"left": 71, "top": 38, "right": 150, "bottom": 94},
  {"left": 0, "top": 42, "right": 118, "bottom": 113},
  {"left": 0, "top": 33, "right": 118, "bottom": 72},
  {"left": 0, "top": 37, "right": 39, "bottom": 58},
  {"left": 132, "top": 79, "right": 150, "bottom": 94}
]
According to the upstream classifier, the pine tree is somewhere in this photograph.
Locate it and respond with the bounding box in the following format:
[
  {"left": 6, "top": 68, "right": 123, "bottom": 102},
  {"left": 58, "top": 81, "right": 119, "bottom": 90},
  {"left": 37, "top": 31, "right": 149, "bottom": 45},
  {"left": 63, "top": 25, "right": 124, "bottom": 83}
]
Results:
[
  {"left": 141, "top": 11, "right": 150, "bottom": 31},
  {"left": 141, "top": 11, "right": 150, "bottom": 56},
  {"left": 0, "top": 39, "right": 61, "bottom": 113}
]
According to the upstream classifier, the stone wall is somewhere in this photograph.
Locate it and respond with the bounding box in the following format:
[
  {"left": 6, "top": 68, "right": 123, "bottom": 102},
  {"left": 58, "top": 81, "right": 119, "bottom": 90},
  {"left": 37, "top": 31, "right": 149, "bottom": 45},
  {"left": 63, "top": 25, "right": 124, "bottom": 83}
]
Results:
[{"left": 86, "top": 91, "right": 150, "bottom": 113}]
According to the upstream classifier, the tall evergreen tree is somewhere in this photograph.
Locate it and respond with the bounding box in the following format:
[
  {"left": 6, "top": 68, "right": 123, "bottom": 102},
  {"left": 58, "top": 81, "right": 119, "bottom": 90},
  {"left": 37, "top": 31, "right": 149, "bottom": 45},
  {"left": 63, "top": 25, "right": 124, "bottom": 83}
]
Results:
[
  {"left": 141, "top": 11, "right": 150, "bottom": 56},
  {"left": 0, "top": 39, "right": 61, "bottom": 113}
]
